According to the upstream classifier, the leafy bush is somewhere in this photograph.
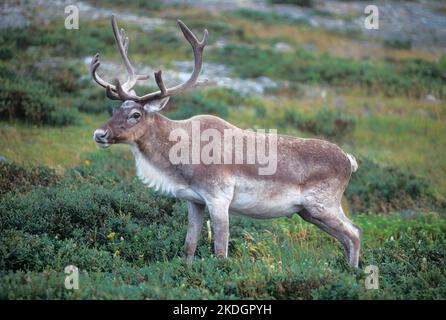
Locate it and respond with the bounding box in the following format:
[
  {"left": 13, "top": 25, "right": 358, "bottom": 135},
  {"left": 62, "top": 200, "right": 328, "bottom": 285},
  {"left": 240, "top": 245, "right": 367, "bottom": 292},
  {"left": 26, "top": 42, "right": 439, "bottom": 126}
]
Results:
[
  {"left": 0, "top": 162, "right": 60, "bottom": 196},
  {"left": 0, "top": 152, "right": 445, "bottom": 299},
  {"left": 254, "top": 103, "right": 267, "bottom": 118},
  {"left": 0, "top": 78, "right": 80, "bottom": 126},
  {"left": 73, "top": 86, "right": 120, "bottom": 115},
  {"left": 383, "top": 37, "right": 412, "bottom": 50},
  {"left": 31, "top": 63, "right": 82, "bottom": 94},
  {"left": 0, "top": 54, "right": 82, "bottom": 126},
  {"left": 0, "top": 22, "right": 114, "bottom": 60},
  {"left": 346, "top": 158, "right": 442, "bottom": 214},
  {"left": 270, "top": 0, "right": 314, "bottom": 7},
  {"left": 282, "top": 108, "right": 356, "bottom": 139},
  {"left": 0, "top": 231, "right": 57, "bottom": 271},
  {"left": 211, "top": 44, "right": 276, "bottom": 79},
  {"left": 227, "top": 9, "right": 297, "bottom": 25},
  {"left": 201, "top": 88, "right": 244, "bottom": 107},
  {"left": 0, "top": 152, "right": 185, "bottom": 270},
  {"left": 164, "top": 92, "right": 230, "bottom": 120}
]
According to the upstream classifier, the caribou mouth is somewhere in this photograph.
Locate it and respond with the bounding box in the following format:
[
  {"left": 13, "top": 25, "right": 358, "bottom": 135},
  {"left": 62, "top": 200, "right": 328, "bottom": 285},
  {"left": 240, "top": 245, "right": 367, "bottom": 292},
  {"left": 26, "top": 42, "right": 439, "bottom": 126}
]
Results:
[{"left": 95, "top": 140, "right": 112, "bottom": 148}]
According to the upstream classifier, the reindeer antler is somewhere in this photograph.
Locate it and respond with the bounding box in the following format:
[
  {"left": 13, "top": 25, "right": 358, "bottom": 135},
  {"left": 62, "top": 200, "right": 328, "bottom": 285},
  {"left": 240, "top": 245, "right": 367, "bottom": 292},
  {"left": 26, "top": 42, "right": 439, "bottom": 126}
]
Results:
[
  {"left": 90, "top": 16, "right": 149, "bottom": 100},
  {"left": 90, "top": 16, "right": 208, "bottom": 102}
]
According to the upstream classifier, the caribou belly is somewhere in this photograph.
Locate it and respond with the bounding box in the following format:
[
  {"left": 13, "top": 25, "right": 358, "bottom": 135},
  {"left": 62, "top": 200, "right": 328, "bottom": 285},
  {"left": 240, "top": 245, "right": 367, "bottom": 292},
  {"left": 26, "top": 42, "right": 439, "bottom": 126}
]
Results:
[{"left": 229, "top": 177, "right": 303, "bottom": 218}]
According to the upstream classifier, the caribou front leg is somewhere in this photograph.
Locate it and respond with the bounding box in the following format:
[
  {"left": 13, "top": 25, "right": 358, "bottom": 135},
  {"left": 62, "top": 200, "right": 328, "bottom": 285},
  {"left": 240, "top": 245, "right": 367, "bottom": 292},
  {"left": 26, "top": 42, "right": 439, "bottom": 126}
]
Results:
[
  {"left": 207, "top": 200, "right": 230, "bottom": 258},
  {"left": 185, "top": 201, "right": 205, "bottom": 264}
]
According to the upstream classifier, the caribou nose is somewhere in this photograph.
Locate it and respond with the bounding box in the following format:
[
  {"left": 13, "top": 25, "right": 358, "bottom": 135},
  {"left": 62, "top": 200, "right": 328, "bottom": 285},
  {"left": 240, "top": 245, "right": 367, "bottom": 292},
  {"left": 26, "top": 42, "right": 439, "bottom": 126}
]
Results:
[{"left": 93, "top": 129, "right": 109, "bottom": 142}]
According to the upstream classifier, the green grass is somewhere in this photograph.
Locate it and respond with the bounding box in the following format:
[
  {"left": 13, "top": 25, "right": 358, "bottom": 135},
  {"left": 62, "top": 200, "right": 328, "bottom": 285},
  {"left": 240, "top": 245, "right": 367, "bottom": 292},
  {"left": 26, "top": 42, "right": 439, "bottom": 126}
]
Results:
[
  {"left": 352, "top": 114, "right": 446, "bottom": 196},
  {"left": 0, "top": 114, "right": 108, "bottom": 168}
]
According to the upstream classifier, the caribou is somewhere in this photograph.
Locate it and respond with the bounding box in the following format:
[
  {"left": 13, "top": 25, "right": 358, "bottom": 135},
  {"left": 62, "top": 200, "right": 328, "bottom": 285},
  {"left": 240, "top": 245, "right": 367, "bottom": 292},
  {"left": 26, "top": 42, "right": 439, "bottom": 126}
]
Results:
[{"left": 91, "top": 16, "right": 361, "bottom": 267}]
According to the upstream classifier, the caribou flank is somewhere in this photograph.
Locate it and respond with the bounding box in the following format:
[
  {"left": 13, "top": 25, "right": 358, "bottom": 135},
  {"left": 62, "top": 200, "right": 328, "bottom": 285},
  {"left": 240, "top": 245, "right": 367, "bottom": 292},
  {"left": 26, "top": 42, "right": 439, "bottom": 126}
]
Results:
[{"left": 92, "top": 16, "right": 361, "bottom": 267}]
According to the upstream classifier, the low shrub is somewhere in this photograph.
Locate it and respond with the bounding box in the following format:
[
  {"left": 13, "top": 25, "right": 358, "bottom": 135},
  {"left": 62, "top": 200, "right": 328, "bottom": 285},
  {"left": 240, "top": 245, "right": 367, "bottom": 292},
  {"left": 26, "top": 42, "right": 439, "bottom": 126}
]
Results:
[
  {"left": 0, "top": 230, "right": 57, "bottom": 271},
  {"left": 0, "top": 153, "right": 445, "bottom": 299},
  {"left": 383, "top": 37, "right": 412, "bottom": 50},
  {"left": 165, "top": 92, "right": 230, "bottom": 120},
  {"left": 346, "top": 158, "right": 442, "bottom": 214},
  {"left": 31, "top": 63, "right": 82, "bottom": 94},
  {"left": 0, "top": 78, "right": 80, "bottom": 126},
  {"left": 201, "top": 88, "right": 244, "bottom": 107},
  {"left": 0, "top": 162, "right": 60, "bottom": 196},
  {"left": 226, "top": 9, "right": 297, "bottom": 25},
  {"left": 73, "top": 86, "right": 120, "bottom": 114},
  {"left": 269, "top": 0, "right": 314, "bottom": 7},
  {"left": 282, "top": 108, "right": 356, "bottom": 139}
]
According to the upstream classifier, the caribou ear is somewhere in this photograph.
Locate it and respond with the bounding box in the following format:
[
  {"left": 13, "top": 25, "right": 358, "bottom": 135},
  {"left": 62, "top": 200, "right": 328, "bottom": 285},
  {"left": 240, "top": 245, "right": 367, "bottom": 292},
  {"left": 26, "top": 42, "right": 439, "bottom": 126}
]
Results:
[{"left": 143, "top": 97, "right": 170, "bottom": 112}]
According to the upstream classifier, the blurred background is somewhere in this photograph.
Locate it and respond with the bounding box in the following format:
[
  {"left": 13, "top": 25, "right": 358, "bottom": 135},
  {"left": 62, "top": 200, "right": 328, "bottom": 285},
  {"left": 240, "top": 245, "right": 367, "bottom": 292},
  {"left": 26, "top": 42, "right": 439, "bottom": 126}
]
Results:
[{"left": 0, "top": 0, "right": 445, "bottom": 299}]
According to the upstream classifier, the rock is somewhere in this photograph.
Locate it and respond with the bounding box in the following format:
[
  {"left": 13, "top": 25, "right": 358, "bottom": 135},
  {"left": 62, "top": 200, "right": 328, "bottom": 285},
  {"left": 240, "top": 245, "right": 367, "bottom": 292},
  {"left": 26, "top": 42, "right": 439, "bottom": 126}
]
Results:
[
  {"left": 0, "top": 3, "right": 29, "bottom": 29},
  {"left": 274, "top": 42, "right": 293, "bottom": 52},
  {"left": 425, "top": 94, "right": 437, "bottom": 102}
]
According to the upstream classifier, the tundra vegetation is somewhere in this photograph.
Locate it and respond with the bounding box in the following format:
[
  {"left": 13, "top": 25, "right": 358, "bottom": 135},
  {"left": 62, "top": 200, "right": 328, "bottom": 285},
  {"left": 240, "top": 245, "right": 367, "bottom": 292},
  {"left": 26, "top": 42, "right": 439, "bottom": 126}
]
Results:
[{"left": 0, "top": 1, "right": 445, "bottom": 299}]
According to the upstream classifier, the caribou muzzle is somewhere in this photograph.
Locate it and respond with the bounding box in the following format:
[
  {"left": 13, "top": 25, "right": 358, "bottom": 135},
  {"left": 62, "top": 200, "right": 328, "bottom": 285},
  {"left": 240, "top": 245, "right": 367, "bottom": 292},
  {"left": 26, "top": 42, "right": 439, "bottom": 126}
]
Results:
[{"left": 93, "top": 128, "right": 112, "bottom": 148}]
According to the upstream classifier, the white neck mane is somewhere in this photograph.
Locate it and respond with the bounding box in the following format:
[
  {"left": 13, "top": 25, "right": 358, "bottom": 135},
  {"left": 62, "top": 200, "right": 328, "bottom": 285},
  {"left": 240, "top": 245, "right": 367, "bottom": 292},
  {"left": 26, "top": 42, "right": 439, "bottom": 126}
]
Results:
[{"left": 131, "top": 145, "right": 183, "bottom": 196}]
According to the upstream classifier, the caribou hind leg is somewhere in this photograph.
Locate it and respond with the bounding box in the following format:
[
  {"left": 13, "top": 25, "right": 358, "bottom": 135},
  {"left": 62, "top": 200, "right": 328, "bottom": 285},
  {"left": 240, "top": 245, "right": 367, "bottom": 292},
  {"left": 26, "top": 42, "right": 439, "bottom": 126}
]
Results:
[{"left": 299, "top": 205, "right": 361, "bottom": 268}]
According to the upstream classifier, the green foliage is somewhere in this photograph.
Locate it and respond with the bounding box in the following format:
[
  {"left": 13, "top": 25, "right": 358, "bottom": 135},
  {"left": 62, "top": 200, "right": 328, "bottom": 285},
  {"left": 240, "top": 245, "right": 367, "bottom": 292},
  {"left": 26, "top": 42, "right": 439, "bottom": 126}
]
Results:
[
  {"left": 254, "top": 103, "right": 267, "bottom": 118},
  {"left": 226, "top": 9, "right": 298, "bottom": 25},
  {"left": 269, "top": 0, "right": 314, "bottom": 7},
  {"left": 73, "top": 85, "right": 120, "bottom": 115},
  {"left": 0, "top": 77, "right": 80, "bottom": 126},
  {"left": 201, "top": 88, "right": 244, "bottom": 107},
  {"left": 0, "top": 162, "right": 60, "bottom": 196},
  {"left": 0, "top": 30, "right": 84, "bottom": 126},
  {"left": 383, "top": 37, "right": 412, "bottom": 50},
  {"left": 1, "top": 153, "right": 445, "bottom": 299},
  {"left": 210, "top": 45, "right": 446, "bottom": 98},
  {"left": 282, "top": 108, "right": 356, "bottom": 139},
  {"left": 164, "top": 91, "right": 230, "bottom": 120},
  {"left": 346, "top": 158, "right": 442, "bottom": 214},
  {"left": 439, "top": 54, "right": 446, "bottom": 71},
  {"left": 211, "top": 44, "right": 275, "bottom": 79}
]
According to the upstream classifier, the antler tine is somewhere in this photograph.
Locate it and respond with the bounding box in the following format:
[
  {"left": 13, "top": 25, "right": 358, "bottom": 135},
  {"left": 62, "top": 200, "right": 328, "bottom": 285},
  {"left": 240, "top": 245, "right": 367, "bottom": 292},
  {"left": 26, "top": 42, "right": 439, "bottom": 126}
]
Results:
[
  {"left": 111, "top": 15, "right": 137, "bottom": 92},
  {"left": 90, "top": 53, "right": 120, "bottom": 99},
  {"left": 120, "top": 28, "right": 129, "bottom": 54},
  {"left": 154, "top": 70, "right": 167, "bottom": 96},
  {"left": 168, "top": 19, "right": 208, "bottom": 91},
  {"left": 177, "top": 19, "right": 208, "bottom": 49}
]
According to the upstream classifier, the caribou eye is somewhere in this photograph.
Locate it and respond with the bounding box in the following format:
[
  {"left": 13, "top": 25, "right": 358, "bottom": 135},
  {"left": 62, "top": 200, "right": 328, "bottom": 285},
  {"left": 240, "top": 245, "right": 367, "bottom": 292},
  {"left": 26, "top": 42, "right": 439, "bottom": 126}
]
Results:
[
  {"left": 127, "top": 111, "right": 141, "bottom": 124},
  {"left": 130, "top": 112, "right": 141, "bottom": 120}
]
